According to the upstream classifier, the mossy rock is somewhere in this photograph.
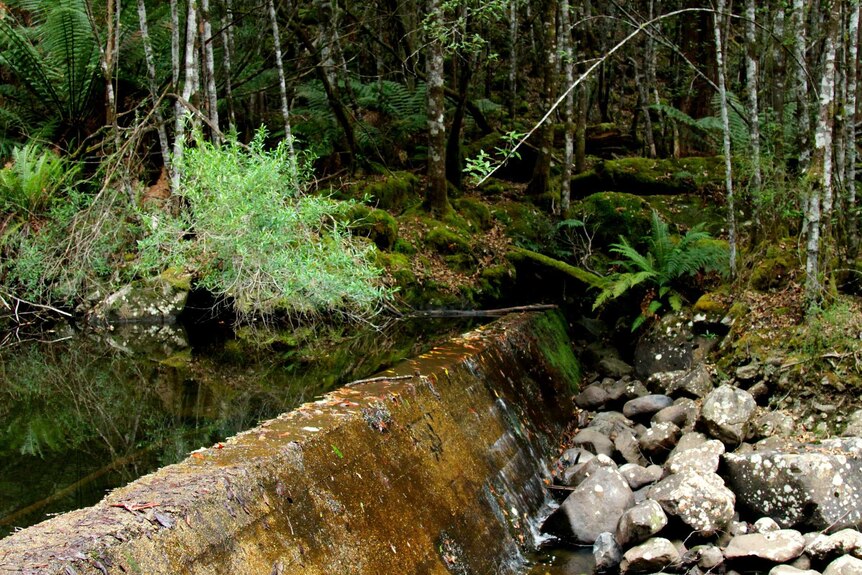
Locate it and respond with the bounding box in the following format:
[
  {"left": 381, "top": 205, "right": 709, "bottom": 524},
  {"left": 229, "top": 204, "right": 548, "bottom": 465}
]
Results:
[
  {"left": 567, "top": 191, "right": 653, "bottom": 248},
  {"left": 443, "top": 253, "right": 478, "bottom": 273},
  {"left": 392, "top": 238, "right": 417, "bottom": 255},
  {"left": 346, "top": 205, "right": 398, "bottom": 250},
  {"left": 377, "top": 252, "right": 419, "bottom": 294},
  {"left": 476, "top": 263, "right": 516, "bottom": 302},
  {"left": 645, "top": 193, "right": 726, "bottom": 236},
  {"left": 348, "top": 171, "right": 421, "bottom": 213},
  {"left": 492, "top": 200, "right": 556, "bottom": 248},
  {"left": 750, "top": 241, "right": 798, "bottom": 292},
  {"left": 694, "top": 293, "right": 727, "bottom": 315},
  {"left": 454, "top": 197, "right": 492, "bottom": 231},
  {"left": 532, "top": 310, "right": 581, "bottom": 393},
  {"left": 571, "top": 156, "right": 724, "bottom": 197},
  {"left": 426, "top": 223, "right": 472, "bottom": 255}
]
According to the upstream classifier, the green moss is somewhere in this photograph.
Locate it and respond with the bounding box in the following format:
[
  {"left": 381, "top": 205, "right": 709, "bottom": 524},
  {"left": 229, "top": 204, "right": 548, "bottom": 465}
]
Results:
[
  {"left": 454, "top": 197, "right": 492, "bottom": 231},
  {"left": 644, "top": 193, "right": 726, "bottom": 236},
  {"left": 492, "top": 201, "right": 556, "bottom": 249},
  {"left": 507, "top": 247, "right": 604, "bottom": 287},
  {"left": 347, "top": 205, "right": 398, "bottom": 250},
  {"left": 348, "top": 171, "right": 420, "bottom": 213},
  {"left": 392, "top": 238, "right": 417, "bottom": 255},
  {"left": 694, "top": 293, "right": 726, "bottom": 315},
  {"left": 600, "top": 156, "right": 724, "bottom": 195},
  {"left": 750, "top": 241, "right": 797, "bottom": 292},
  {"left": 567, "top": 191, "right": 653, "bottom": 248},
  {"left": 426, "top": 224, "right": 472, "bottom": 255},
  {"left": 377, "top": 252, "right": 418, "bottom": 294},
  {"left": 476, "top": 263, "right": 515, "bottom": 301},
  {"left": 728, "top": 302, "right": 750, "bottom": 319},
  {"left": 477, "top": 180, "right": 508, "bottom": 197},
  {"left": 442, "top": 253, "right": 477, "bottom": 273},
  {"left": 159, "top": 267, "right": 192, "bottom": 291},
  {"left": 159, "top": 349, "right": 192, "bottom": 368},
  {"left": 532, "top": 310, "right": 581, "bottom": 393}
]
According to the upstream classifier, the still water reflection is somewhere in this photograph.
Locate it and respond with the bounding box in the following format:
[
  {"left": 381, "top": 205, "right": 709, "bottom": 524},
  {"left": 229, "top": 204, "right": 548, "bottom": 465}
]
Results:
[{"left": 0, "top": 317, "right": 475, "bottom": 537}]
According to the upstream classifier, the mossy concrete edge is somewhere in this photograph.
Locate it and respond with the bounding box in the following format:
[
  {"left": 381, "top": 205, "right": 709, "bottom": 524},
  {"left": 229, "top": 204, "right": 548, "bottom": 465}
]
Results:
[{"left": 0, "top": 311, "right": 579, "bottom": 575}]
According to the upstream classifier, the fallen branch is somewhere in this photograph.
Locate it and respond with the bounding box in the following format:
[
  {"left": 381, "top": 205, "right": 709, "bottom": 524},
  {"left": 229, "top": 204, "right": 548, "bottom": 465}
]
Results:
[
  {"left": 404, "top": 303, "right": 558, "bottom": 318},
  {"left": 345, "top": 374, "right": 416, "bottom": 387}
]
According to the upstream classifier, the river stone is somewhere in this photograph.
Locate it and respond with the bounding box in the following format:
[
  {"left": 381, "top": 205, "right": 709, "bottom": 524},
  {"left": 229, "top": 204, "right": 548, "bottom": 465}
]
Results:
[
  {"left": 666, "top": 439, "right": 725, "bottom": 474},
  {"left": 623, "top": 395, "right": 674, "bottom": 420},
  {"left": 755, "top": 517, "right": 782, "bottom": 533},
  {"left": 541, "top": 467, "right": 635, "bottom": 544},
  {"left": 559, "top": 447, "right": 595, "bottom": 469},
  {"left": 593, "top": 532, "right": 622, "bottom": 571},
  {"left": 615, "top": 429, "right": 647, "bottom": 466},
  {"left": 634, "top": 311, "right": 700, "bottom": 377},
  {"left": 562, "top": 454, "right": 617, "bottom": 487},
  {"left": 602, "top": 379, "right": 630, "bottom": 403},
  {"left": 805, "top": 529, "right": 862, "bottom": 561},
  {"left": 736, "top": 362, "right": 761, "bottom": 382},
  {"left": 653, "top": 398, "right": 699, "bottom": 431},
  {"left": 599, "top": 357, "right": 634, "bottom": 378},
  {"left": 648, "top": 471, "right": 735, "bottom": 535},
  {"left": 88, "top": 275, "right": 190, "bottom": 324},
  {"left": 616, "top": 499, "right": 668, "bottom": 548},
  {"left": 824, "top": 555, "right": 862, "bottom": 575},
  {"left": 576, "top": 384, "right": 610, "bottom": 410},
  {"left": 647, "top": 370, "right": 687, "bottom": 394},
  {"left": 666, "top": 363, "right": 714, "bottom": 399},
  {"left": 691, "top": 545, "right": 725, "bottom": 570},
  {"left": 572, "top": 428, "right": 615, "bottom": 457},
  {"left": 700, "top": 384, "right": 757, "bottom": 445},
  {"left": 725, "top": 529, "right": 806, "bottom": 563},
  {"left": 638, "top": 422, "right": 681, "bottom": 459},
  {"left": 751, "top": 409, "right": 798, "bottom": 440},
  {"left": 620, "top": 537, "right": 680, "bottom": 574},
  {"left": 723, "top": 438, "right": 862, "bottom": 530},
  {"left": 589, "top": 411, "right": 637, "bottom": 437},
  {"left": 619, "top": 463, "right": 663, "bottom": 490},
  {"left": 770, "top": 566, "right": 822, "bottom": 575}
]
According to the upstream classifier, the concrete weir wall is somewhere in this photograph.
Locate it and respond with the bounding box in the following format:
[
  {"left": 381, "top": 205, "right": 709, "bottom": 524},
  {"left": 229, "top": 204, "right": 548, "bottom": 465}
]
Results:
[{"left": 0, "top": 311, "right": 579, "bottom": 575}]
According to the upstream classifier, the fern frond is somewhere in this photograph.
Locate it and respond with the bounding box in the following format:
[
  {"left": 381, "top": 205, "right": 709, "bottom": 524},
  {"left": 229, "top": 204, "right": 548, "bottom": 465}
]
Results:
[
  {"left": 593, "top": 269, "right": 656, "bottom": 309},
  {"left": 610, "top": 236, "right": 655, "bottom": 274}
]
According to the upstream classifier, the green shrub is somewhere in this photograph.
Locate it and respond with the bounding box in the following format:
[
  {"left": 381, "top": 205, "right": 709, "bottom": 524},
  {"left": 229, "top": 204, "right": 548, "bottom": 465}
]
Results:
[
  {"left": 0, "top": 143, "right": 77, "bottom": 216},
  {"left": 136, "top": 127, "right": 390, "bottom": 320}
]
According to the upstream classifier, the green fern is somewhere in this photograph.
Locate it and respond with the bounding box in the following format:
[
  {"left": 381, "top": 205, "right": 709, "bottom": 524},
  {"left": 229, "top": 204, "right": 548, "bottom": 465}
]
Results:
[{"left": 593, "top": 210, "right": 729, "bottom": 330}]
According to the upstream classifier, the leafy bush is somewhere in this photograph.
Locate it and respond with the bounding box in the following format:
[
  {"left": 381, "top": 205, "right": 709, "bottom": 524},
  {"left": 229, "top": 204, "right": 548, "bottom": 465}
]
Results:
[
  {"left": 593, "top": 211, "right": 729, "bottom": 330},
  {"left": 137, "top": 127, "right": 390, "bottom": 320},
  {"left": 0, "top": 143, "right": 77, "bottom": 216}
]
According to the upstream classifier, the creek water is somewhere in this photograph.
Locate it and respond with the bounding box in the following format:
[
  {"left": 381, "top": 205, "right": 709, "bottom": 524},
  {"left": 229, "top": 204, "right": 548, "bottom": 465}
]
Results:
[{"left": 0, "top": 316, "right": 480, "bottom": 538}]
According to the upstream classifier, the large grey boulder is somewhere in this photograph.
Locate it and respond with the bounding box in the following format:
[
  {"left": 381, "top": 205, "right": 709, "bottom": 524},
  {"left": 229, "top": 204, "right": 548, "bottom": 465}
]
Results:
[
  {"left": 589, "top": 411, "right": 637, "bottom": 437},
  {"left": 638, "top": 421, "right": 681, "bottom": 459},
  {"left": 599, "top": 357, "right": 635, "bottom": 378},
  {"left": 723, "top": 438, "right": 862, "bottom": 531},
  {"left": 824, "top": 555, "right": 862, "bottom": 575},
  {"left": 623, "top": 395, "right": 674, "bottom": 420},
  {"left": 724, "top": 530, "right": 806, "bottom": 563},
  {"left": 615, "top": 499, "right": 668, "bottom": 547},
  {"left": 769, "top": 566, "right": 822, "bottom": 575},
  {"left": 620, "top": 537, "right": 680, "bottom": 574},
  {"left": 619, "top": 463, "right": 663, "bottom": 490},
  {"left": 88, "top": 272, "right": 190, "bottom": 325},
  {"left": 700, "top": 384, "right": 757, "bottom": 445},
  {"left": 576, "top": 384, "right": 610, "bottom": 410},
  {"left": 541, "top": 466, "right": 635, "bottom": 544},
  {"left": 666, "top": 439, "right": 725, "bottom": 475},
  {"left": 572, "top": 427, "right": 615, "bottom": 457},
  {"left": 648, "top": 471, "right": 735, "bottom": 535},
  {"left": 666, "top": 363, "right": 714, "bottom": 399},
  {"left": 652, "top": 398, "right": 699, "bottom": 431},
  {"left": 615, "top": 429, "right": 648, "bottom": 466},
  {"left": 562, "top": 454, "right": 616, "bottom": 487}
]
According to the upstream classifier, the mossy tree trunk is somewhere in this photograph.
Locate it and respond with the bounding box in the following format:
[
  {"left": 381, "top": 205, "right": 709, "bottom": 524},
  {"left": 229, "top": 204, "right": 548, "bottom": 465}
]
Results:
[
  {"left": 526, "top": 0, "right": 557, "bottom": 198},
  {"left": 714, "top": 0, "right": 737, "bottom": 277},
  {"left": 424, "top": 0, "right": 449, "bottom": 215}
]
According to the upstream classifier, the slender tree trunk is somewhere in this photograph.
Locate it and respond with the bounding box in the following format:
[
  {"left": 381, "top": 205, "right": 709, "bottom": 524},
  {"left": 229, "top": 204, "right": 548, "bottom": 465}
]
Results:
[
  {"left": 714, "top": 0, "right": 737, "bottom": 276},
  {"left": 267, "top": 0, "right": 296, "bottom": 164},
  {"left": 172, "top": 0, "right": 198, "bottom": 190},
  {"left": 745, "top": 0, "right": 762, "bottom": 197},
  {"left": 424, "top": 0, "right": 448, "bottom": 214},
  {"left": 806, "top": 3, "right": 838, "bottom": 309},
  {"left": 633, "top": 55, "right": 656, "bottom": 158},
  {"left": 575, "top": 2, "right": 589, "bottom": 174},
  {"left": 526, "top": 0, "right": 557, "bottom": 197},
  {"left": 170, "top": 0, "right": 180, "bottom": 88},
  {"left": 508, "top": 0, "right": 518, "bottom": 119},
  {"left": 136, "top": 0, "right": 171, "bottom": 169},
  {"left": 773, "top": 5, "right": 786, "bottom": 178},
  {"left": 793, "top": 0, "right": 811, "bottom": 172},
  {"left": 446, "top": 55, "right": 473, "bottom": 191},
  {"left": 221, "top": 0, "right": 237, "bottom": 133},
  {"left": 847, "top": 2, "right": 860, "bottom": 250},
  {"left": 560, "top": 0, "right": 573, "bottom": 211},
  {"left": 200, "top": 0, "right": 219, "bottom": 140}
]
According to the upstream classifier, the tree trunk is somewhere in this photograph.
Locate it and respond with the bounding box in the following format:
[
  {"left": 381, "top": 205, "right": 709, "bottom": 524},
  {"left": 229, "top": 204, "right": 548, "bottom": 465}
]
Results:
[
  {"left": 560, "top": 0, "right": 573, "bottom": 211},
  {"left": 525, "top": 0, "right": 557, "bottom": 197},
  {"left": 170, "top": 0, "right": 180, "bottom": 88},
  {"left": 136, "top": 0, "right": 171, "bottom": 169},
  {"left": 772, "top": 5, "right": 786, "bottom": 177},
  {"left": 793, "top": 0, "right": 810, "bottom": 172},
  {"left": 714, "top": 0, "right": 737, "bottom": 276},
  {"left": 508, "top": 0, "right": 518, "bottom": 119},
  {"left": 847, "top": 1, "right": 860, "bottom": 251},
  {"left": 267, "top": 0, "right": 296, "bottom": 165},
  {"left": 632, "top": 55, "right": 656, "bottom": 159},
  {"left": 446, "top": 56, "right": 473, "bottom": 191},
  {"left": 172, "top": 0, "right": 198, "bottom": 190},
  {"left": 745, "top": 0, "right": 762, "bottom": 197},
  {"left": 424, "top": 0, "right": 448, "bottom": 214},
  {"left": 806, "top": 2, "right": 838, "bottom": 310},
  {"left": 221, "top": 0, "right": 237, "bottom": 133},
  {"left": 199, "top": 0, "right": 219, "bottom": 140}
]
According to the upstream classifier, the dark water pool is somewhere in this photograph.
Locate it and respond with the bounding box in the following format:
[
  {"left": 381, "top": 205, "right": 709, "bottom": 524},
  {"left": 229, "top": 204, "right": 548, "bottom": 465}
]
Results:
[{"left": 0, "top": 317, "right": 479, "bottom": 538}]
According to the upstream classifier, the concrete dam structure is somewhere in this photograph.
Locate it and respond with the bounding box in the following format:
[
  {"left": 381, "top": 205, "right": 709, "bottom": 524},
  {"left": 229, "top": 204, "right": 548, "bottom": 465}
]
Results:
[{"left": 0, "top": 311, "right": 579, "bottom": 574}]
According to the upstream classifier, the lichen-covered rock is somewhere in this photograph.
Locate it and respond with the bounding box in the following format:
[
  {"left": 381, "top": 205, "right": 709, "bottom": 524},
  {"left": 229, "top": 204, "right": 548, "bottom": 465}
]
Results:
[
  {"left": 616, "top": 499, "right": 668, "bottom": 547},
  {"left": 620, "top": 537, "right": 680, "bottom": 574},
  {"left": 562, "top": 454, "right": 617, "bottom": 487},
  {"left": 666, "top": 363, "right": 714, "bottom": 399},
  {"left": 700, "top": 385, "right": 757, "bottom": 445},
  {"left": 652, "top": 398, "right": 699, "bottom": 431},
  {"left": 619, "top": 463, "right": 663, "bottom": 490},
  {"left": 648, "top": 472, "right": 735, "bottom": 535},
  {"left": 666, "top": 439, "right": 725, "bottom": 475},
  {"left": 723, "top": 439, "right": 862, "bottom": 531},
  {"left": 686, "top": 545, "right": 724, "bottom": 570},
  {"left": 638, "top": 422, "right": 682, "bottom": 460},
  {"left": 751, "top": 410, "right": 797, "bottom": 440},
  {"left": 88, "top": 273, "right": 190, "bottom": 325},
  {"left": 572, "top": 427, "right": 615, "bottom": 457},
  {"left": 842, "top": 410, "right": 862, "bottom": 438},
  {"left": 624, "top": 395, "right": 675, "bottom": 420},
  {"left": 725, "top": 530, "right": 805, "bottom": 563},
  {"left": 589, "top": 411, "right": 637, "bottom": 437},
  {"left": 615, "top": 429, "right": 648, "bottom": 466},
  {"left": 541, "top": 467, "right": 635, "bottom": 544},
  {"left": 593, "top": 532, "right": 623, "bottom": 571},
  {"left": 805, "top": 529, "right": 862, "bottom": 561},
  {"left": 823, "top": 555, "right": 862, "bottom": 575},
  {"left": 769, "top": 566, "right": 822, "bottom": 575}
]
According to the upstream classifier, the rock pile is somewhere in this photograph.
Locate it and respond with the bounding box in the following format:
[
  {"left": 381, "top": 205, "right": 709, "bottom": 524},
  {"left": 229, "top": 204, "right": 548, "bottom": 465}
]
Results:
[{"left": 541, "top": 361, "right": 862, "bottom": 575}]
